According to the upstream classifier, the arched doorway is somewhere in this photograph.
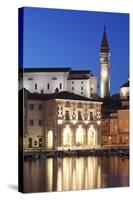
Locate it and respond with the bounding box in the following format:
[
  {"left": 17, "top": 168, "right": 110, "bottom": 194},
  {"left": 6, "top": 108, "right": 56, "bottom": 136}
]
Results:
[
  {"left": 76, "top": 126, "right": 84, "bottom": 147},
  {"left": 48, "top": 130, "right": 53, "bottom": 149},
  {"left": 63, "top": 125, "right": 71, "bottom": 147},
  {"left": 88, "top": 127, "right": 96, "bottom": 147}
]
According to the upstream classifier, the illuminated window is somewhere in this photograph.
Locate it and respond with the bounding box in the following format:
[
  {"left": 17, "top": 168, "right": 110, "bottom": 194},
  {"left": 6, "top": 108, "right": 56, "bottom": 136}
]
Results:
[
  {"left": 88, "top": 127, "right": 96, "bottom": 146},
  {"left": 48, "top": 130, "right": 53, "bottom": 149},
  {"left": 76, "top": 126, "right": 84, "bottom": 146},
  {"left": 63, "top": 126, "right": 71, "bottom": 147}
]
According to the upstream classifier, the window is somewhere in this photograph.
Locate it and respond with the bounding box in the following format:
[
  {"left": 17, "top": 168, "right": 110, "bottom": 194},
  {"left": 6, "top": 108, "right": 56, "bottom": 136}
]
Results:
[
  {"left": 47, "top": 83, "right": 50, "bottom": 90},
  {"left": 90, "top": 112, "right": 93, "bottom": 120},
  {"left": 72, "top": 81, "right": 74, "bottom": 84},
  {"left": 81, "top": 92, "right": 83, "bottom": 95},
  {"left": 81, "top": 81, "right": 83, "bottom": 84},
  {"left": 29, "top": 138, "right": 32, "bottom": 148},
  {"left": 81, "top": 87, "right": 83, "bottom": 90},
  {"left": 65, "top": 111, "right": 70, "bottom": 120},
  {"left": 78, "top": 111, "right": 82, "bottom": 120},
  {"left": 72, "top": 87, "right": 74, "bottom": 91},
  {"left": 29, "top": 104, "right": 34, "bottom": 110},
  {"left": 41, "top": 89, "right": 44, "bottom": 94},
  {"left": 60, "top": 83, "right": 62, "bottom": 89},
  {"left": 52, "top": 77, "right": 57, "bottom": 80},
  {"left": 38, "top": 104, "right": 42, "bottom": 110},
  {"left": 34, "top": 141, "right": 37, "bottom": 146},
  {"left": 39, "top": 120, "right": 43, "bottom": 126},
  {"left": 28, "top": 77, "right": 33, "bottom": 81},
  {"left": 39, "top": 138, "right": 42, "bottom": 147},
  {"left": 29, "top": 120, "right": 34, "bottom": 126},
  {"left": 35, "top": 83, "right": 37, "bottom": 90}
]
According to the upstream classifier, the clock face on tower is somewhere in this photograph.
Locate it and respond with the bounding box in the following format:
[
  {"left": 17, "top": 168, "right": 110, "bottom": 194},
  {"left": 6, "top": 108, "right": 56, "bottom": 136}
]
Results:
[
  {"left": 100, "top": 57, "right": 104, "bottom": 62},
  {"left": 100, "top": 57, "right": 109, "bottom": 63}
]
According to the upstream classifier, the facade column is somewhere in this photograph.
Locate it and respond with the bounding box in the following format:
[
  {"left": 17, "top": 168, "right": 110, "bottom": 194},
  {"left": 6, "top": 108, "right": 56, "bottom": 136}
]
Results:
[
  {"left": 97, "top": 125, "right": 101, "bottom": 146},
  {"left": 84, "top": 125, "right": 88, "bottom": 148},
  {"left": 71, "top": 126, "right": 74, "bottom": 148},
  {"left": 73, "top": 126, "right": 76, "bottom": 148}
]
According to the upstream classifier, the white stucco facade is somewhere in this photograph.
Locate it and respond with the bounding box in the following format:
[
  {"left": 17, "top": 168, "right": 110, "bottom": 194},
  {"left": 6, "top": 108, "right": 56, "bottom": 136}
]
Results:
[{"left": 20, "top": 68, "right": 97, "bottom": 98}]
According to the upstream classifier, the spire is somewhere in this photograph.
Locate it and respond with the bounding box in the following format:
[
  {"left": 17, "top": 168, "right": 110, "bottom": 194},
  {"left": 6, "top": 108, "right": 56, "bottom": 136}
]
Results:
[{"left": 101, "top": 26, "right": 110, "bottom": 52}]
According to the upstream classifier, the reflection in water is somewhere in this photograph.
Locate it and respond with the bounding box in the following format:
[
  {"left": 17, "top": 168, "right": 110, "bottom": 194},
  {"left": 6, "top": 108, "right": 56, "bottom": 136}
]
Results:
[{"left": 24, "top": 156, "right": 129, "bottom": 193}]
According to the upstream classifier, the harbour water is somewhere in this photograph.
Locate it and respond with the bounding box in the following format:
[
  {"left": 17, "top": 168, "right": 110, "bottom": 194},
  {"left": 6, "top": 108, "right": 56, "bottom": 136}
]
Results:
[{"left": 23, "top": 156, "right": 129, "bottom": 193}]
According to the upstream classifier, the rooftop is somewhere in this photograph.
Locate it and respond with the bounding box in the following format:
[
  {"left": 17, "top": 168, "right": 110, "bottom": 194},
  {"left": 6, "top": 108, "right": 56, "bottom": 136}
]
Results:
[
  {"left": 120, "top": 80, "right": 129, "bottom": 88},
  {"left": 20, "top": 67, "right": 71, "bottom": 73},
  {"left": 20, "top": 88, "right": 102, "bottom": 102},
  {"left": 19, "top": 68, "right": 92, "bottom": 75}
]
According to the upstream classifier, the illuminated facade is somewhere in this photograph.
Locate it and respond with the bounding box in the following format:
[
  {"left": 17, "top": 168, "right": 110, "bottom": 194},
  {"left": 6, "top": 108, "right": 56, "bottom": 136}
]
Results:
[
  {"left": 100, "top": 27, "right": 110, "bottom": 98},
  {"left": 101, "top": 79, "right": 129, "bottom": 146},
  {"left": 20, "top": 68, "right": 97, "bottom": 99},
  {"left": 101, "top": 110, "right": 129, "bottom": 146},
  {"left": 23, "top": 90, "right": 102, "bottom": 150}
]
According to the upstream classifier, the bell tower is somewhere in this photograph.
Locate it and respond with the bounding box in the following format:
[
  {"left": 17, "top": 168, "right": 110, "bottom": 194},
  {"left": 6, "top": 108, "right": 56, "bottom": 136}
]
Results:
[{"left": 100, "top": 26, "right": 110, "bottom": 98}]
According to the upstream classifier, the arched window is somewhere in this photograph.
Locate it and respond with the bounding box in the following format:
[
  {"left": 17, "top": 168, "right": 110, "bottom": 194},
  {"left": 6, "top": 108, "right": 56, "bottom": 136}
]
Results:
[
  {"left": 76, "top": 126, "right": 84, "bottom": 146},
  {"left": 48, "top": 130, "right": 53, "bottom": 149},
  {"left": 88, "top": 127, "right": 96, "bottom": 147},
  {"left": 63, "top": 126, "right": 71, "bottom": 147}
]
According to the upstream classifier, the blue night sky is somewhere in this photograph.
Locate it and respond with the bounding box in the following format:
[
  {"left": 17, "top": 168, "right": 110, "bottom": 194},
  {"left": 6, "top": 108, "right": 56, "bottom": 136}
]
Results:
[{"left": 22, "top": 7, "right": 129, "bottom": 95}]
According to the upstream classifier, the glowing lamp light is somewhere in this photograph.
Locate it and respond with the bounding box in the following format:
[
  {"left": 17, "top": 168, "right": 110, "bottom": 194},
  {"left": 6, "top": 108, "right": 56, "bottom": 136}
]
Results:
[
  {"left": 58, "top": 119, "right": 63, "bottom": 125},
  {"left": 97, "top": 120, "right": 101, "bottom": 125}
]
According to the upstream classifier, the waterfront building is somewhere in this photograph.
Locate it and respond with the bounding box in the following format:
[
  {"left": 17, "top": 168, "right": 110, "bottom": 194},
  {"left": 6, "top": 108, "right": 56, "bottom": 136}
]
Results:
[
  {"left": 101, "top": 78, "right": 129, "bottom": 146},
  {"left": 101, "top": 112, "right": 119, "bottom": 146},
  {"left": 22, "top": 89, "right": 102, "bottom": 150},
  {"left": 117, "top": 108, "right": 129, "bottom": 144}
]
